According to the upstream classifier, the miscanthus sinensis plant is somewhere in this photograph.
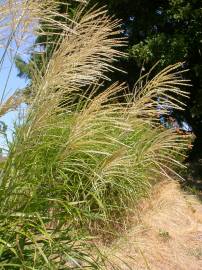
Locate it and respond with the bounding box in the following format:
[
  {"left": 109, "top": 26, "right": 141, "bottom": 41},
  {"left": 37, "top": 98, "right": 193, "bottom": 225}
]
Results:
[{"left": 0, "top": 0, "right": 190, "bottom": 268}]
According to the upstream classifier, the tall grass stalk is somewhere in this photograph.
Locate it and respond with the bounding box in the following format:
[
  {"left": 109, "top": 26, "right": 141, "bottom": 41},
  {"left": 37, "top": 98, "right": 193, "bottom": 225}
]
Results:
[{"left": 0, "top": 0, "right": 190, "bottom": 268}]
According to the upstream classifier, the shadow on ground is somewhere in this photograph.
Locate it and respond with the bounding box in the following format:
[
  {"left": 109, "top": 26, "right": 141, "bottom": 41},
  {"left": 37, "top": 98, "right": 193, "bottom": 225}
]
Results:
[{"left": 182, "top": 159, "right": 202, "bottom": 201}]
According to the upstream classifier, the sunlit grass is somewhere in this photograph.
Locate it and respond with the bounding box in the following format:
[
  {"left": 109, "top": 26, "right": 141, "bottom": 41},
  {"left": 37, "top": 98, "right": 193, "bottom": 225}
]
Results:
[{"left": 0, "top": 1, "right": 190, "bottom": 268}]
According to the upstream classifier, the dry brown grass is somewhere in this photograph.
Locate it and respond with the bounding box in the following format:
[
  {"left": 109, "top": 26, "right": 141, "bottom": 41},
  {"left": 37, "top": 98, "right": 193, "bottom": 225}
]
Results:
[{"left": 103, "top": 181, "right": 202, "bottom": 270}]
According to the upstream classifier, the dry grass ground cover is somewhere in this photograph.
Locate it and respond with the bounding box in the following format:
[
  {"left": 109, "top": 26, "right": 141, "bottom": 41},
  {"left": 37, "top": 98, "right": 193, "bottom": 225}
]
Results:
[{"left": 104, "top": 180, "right": 202, "bottom": 270}]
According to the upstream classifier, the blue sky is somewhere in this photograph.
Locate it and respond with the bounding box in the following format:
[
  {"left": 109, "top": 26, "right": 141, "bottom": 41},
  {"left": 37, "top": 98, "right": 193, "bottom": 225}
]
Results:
[{"left": 0, "top": 48, "right": 27, "bottom": 152}]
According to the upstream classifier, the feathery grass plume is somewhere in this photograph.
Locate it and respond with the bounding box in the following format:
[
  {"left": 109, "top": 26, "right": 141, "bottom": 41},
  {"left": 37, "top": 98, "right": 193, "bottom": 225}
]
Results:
[
  {"left": 29, "top": 5, "right": 125, "bottom": 100},
  {"left": 0, "top": 91, "right": 23, "bottom": 117},
  {"left": 0, "top": 0, "right": 63, "bottom": 113},
  {"left": 0, "top": 0, "right": 86, "bottom": 111},
  {"left": 0, "top": 0, "right": 76, "bottom": 44}
]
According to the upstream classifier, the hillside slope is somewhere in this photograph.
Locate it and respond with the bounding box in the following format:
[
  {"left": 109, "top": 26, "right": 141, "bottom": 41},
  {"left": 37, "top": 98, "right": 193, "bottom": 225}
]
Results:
[{"left": 104, "top": 181, "right": 202, "bottom": 270}]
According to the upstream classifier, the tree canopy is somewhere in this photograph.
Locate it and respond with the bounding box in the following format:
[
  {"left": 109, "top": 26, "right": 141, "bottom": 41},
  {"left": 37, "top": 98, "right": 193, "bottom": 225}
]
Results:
[{"left": 15, "top": 0, "right": 202, "bottom": 159}]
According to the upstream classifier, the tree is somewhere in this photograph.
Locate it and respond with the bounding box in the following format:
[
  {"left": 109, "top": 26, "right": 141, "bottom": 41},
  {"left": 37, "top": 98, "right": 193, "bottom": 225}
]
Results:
[
  {"left": 128, "top": 0, "right": 202, "bottom": 160},
  {"left": 15, "top": 0, "right": 202, "bottom": 159}
]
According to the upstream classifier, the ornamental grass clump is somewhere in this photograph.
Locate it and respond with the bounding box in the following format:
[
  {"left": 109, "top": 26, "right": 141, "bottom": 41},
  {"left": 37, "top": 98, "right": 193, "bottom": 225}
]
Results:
[{"left": 0, "top": 0, "right": 190, "bottom": 268}]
